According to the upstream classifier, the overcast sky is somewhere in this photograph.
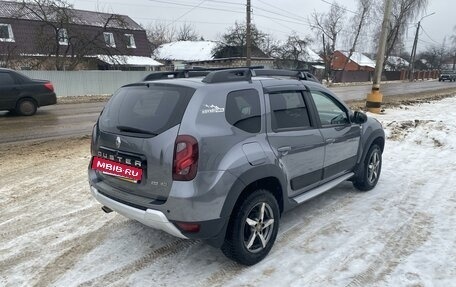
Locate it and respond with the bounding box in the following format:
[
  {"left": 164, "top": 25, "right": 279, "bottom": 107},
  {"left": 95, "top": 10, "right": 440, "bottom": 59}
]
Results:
[{"left": 70, "top": 0, "right": 454, "bottom": 54}]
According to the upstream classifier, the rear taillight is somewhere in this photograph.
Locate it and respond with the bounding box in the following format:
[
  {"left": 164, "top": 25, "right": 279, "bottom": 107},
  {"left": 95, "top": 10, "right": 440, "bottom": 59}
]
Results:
[
  {"left": 90, "top": 124, "right": 97, "bottom": 155},
  {"left": 44, "top": 82, "right": 54, "bottom": 92},
  {"left": 173, "top": 135, "right": 198, "bottom": 181}
]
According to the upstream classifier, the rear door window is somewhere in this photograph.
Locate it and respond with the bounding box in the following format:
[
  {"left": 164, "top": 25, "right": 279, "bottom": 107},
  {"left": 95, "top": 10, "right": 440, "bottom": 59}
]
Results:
[
  {"left": 269, "top": 91, "right": 312, "bottom": 132},
  {"left": 0, "top": 72, "right": 15, "bottom": 86},
  {"left": 99, "top": 84, "right": 195, "bottom": 137}
]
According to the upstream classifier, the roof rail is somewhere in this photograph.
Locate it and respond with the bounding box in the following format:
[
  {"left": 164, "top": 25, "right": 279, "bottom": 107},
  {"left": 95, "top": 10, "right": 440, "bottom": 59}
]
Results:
[
  {"left": 143, "top": 66, "right": 265, "bottom": 82},
  {"left": 252, "top": 69, "right": 305, "bottom": 80},
  {"left": 143, "top": 67, "right": 316, "bottom": 84},
  {"left": 202, "top": 68, "right": 252, "bottom": 83}
]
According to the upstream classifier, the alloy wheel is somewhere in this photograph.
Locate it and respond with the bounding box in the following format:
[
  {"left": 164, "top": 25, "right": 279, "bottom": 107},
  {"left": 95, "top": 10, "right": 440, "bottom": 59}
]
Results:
[{"left": 243, "top": 202, "right": 275, "bottom": 253}]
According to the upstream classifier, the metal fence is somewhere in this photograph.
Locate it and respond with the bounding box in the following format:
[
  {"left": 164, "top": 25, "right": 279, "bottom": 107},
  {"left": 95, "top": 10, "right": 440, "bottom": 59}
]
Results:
[{"left": 19, "top": 70, "right": 151, "bottom": 97}]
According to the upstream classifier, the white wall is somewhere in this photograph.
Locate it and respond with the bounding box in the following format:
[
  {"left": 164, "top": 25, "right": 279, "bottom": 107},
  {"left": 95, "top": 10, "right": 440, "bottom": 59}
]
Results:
[{"left": 19, "top": 70, "right": 151, "bottom": 97}]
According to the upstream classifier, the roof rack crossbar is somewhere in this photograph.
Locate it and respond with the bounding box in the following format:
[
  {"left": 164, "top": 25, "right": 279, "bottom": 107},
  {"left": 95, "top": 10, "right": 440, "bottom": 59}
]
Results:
[{"left": 202, "top": 68, "right": 252, "bottom": 83}]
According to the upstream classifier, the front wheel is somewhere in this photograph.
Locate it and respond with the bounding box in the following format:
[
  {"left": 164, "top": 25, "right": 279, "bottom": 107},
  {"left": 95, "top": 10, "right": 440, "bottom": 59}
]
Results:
[
  {"left": 221, "top": 189, "right": 280, "bottom": 266},
  {"left": 353, "top": 144, "right": 382, "bottom": 191}
]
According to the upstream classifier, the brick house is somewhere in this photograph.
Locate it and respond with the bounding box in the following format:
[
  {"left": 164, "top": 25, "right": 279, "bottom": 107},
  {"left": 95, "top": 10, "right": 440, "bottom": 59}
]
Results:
[
  {"left": 331, "top": 50, "right": 375, "bottom": 71},
  {"left": 0, "top": 0, "right": 161, "bottom": 70}
]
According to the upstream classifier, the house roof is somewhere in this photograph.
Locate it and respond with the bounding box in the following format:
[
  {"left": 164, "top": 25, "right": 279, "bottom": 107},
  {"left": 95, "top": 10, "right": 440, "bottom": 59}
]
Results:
[
  {"left": 97, "top": 55, "right": 163, "bottom": 67},
  {"left": 300, "top": 47, "right": 323, "bottom": 62},
  {"left": 387, "top": 56, "right": 409, "bottom": 67},
  {"left": 0, "top": 0, "right": 143, "bottom": 30},
  {"left": 155, "top": 41, "right": 218, "bottom": 62},
  {"left": 340, "top": 51, "right": 376, "bottom": 68}
]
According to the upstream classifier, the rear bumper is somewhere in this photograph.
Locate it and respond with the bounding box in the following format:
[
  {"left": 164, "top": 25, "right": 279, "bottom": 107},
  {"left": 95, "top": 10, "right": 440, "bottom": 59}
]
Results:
[
  {"left": 38, "top": 93, "right": 57, "bottom": 107},
  {"left": 90, "top": 186, "right": 188, "bottom": 239}
]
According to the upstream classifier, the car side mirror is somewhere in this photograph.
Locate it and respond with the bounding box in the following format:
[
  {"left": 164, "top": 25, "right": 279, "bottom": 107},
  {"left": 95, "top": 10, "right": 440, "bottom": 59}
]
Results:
[{"left": 352, "top": 111, "right": 367, "bottom": 124}]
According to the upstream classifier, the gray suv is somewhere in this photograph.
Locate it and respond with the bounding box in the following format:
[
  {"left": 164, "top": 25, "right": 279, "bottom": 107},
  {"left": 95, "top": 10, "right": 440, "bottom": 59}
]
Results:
[{"left": 88, "top": 68, "right": 384, "bottom": 265}]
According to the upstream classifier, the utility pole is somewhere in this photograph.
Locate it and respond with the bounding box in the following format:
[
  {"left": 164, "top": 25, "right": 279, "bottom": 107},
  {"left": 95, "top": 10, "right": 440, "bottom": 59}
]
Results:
[
  {"left": 366, "top": 0, "right": 393, "bottom": 113},
  {"left": 409, "top": 21, "right": 420, "bottom": 81},
  {"left": 409, "top": 13, "right": 436, "bottom": 80},
  {"left": 323, "top": 34, "right": 328, "bottom": 81},
  {"left": 246, "top": 0, "right": 252, "bottom": 67}
]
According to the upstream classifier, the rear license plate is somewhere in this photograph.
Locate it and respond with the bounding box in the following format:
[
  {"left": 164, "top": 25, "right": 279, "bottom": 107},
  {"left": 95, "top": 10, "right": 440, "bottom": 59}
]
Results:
[{"left": 92, "top": 156, "right": 143, "bottom": 182}]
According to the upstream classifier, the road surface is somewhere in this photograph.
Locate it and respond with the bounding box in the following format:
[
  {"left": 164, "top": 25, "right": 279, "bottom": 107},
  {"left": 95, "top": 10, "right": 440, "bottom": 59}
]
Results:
[{"left": 1, "top": 80, "right": 456, "bottom": 145}]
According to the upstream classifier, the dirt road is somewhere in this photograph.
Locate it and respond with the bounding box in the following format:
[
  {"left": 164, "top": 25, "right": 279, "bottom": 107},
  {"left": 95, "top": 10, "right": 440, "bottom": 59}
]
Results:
[{"left": 1, "top": 98, "right": 455, "bottom": 286}]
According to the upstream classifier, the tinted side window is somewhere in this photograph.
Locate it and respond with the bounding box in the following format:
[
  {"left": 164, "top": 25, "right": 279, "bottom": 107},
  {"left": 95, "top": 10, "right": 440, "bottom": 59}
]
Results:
[
  {"left": 310, "top": 91, "right": 349, "bottom": 126},
  {"left": 0, "top": 72, "right": 15, "bottom": 85},
  {"left": 225, "top": 89, "right": 261, "bottom": 133},
  {"left": 269, "top": 91, "right": 311, "bottom": 132}
]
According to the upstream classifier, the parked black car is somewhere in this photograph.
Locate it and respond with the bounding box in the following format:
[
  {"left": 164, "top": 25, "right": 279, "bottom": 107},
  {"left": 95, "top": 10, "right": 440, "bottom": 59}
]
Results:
[
  {"left": 0, "top": 68, "right": 57, "bottom": 116},
  {"left": 438, "top": 70, "right": 456, "bottom": 82}
]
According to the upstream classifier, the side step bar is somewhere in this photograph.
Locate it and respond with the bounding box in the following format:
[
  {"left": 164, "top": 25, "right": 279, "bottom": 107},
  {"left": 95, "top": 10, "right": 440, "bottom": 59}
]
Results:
[{"left": 292, "top": 173, "right": 354, "bottom": 204}]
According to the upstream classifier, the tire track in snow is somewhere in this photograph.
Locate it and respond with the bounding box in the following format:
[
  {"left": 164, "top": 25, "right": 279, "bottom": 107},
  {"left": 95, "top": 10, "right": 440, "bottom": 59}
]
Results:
[
  {"left": 344, "top": 212, "right": 432, "bottom": 287},
  {"left": 28, "top": 218, "right": 129, "bottom": 287},
  {"left": 0, "top": 218, "right": 126, "bottom": 276},
  {"left": 77, "top": 239, "right": 201, "bottom": 287}
]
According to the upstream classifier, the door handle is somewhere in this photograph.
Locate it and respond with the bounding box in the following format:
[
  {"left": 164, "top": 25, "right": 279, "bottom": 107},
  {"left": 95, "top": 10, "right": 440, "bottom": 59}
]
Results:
[
  {"left": 325, "top": 138, "right": 336, "bottom": 144},
  {"left": 277, "top": 146, "right": 291, "bottom": 155}
]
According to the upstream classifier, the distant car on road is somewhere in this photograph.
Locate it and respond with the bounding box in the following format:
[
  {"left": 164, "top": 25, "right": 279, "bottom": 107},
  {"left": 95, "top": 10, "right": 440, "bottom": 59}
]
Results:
[
  {"left": 0, "top": 68, "right": 56, "bottom": 116},
  {"left": 438, "top": 70, "right": 456, "bottom": 82}
]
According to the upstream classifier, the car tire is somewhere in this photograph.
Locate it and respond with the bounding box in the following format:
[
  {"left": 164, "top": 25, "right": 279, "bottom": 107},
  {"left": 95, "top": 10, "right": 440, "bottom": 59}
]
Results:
[
  {"left": 16, "top": 99, "right": 37, "bottom": 116},
  {"left": 353, "top": 144, "right": 382, "bottom": 191},
  {"left": 221, "top": 189, "right": 280, "bottom": 266}
]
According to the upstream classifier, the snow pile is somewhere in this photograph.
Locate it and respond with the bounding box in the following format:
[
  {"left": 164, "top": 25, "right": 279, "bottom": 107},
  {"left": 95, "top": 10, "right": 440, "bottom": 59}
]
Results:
[{"left": 155, "top": 41, "right": 218, "bottom": 61}]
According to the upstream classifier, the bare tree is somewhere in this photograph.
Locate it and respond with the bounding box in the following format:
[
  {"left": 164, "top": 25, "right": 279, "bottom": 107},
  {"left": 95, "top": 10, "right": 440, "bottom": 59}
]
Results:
[
  {"left": 0, "top": 43, "right": 20, "bottom": 69},
  {"left": 176, "top": 23, "right": 199, "bottom": 41},
  {"left": 213, "top": 21, "right": 268, "bottom": 58},
  {"left": 16, "top": 0, "right": 129, "bottom": 70},
  {"left": 147, "top": 22, "right": 176, "bottom": 54},
  {"left": 275, "top": 33, "right": 312, "bottom": 69},
  {"left": 417, "top": 39, "right": 447, "bottom": 70},
  {"left": 372, "top": 0, "right": 428, "bottom": 67},
  {"left": 261, "top": 35, "right": 281, "bottom": 58},
  {"left": 311, "top": 1, "right": 347, "bottom": 80},
  {"left": 341, "top": 0, "right": 372, "bottom": 71},
  {"left": 450, "top": 26, "right": 456, "bottom": 70}
]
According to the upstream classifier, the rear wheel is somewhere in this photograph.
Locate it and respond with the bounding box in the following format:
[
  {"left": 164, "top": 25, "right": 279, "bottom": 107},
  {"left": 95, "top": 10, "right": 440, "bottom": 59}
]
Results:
[
  {"left": 353, "top": 144, "right": 382, "bottom": 191},
  {"left": 221, "top": 189, "right": 279, "bottom": 266},
  {"left": 16, "top": 99, "right": 37, "bottom": 116}
]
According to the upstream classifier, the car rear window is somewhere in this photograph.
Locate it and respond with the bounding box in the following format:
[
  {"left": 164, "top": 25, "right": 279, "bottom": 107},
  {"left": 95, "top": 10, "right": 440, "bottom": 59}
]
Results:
[{"left": 99, "top": 84, "right": 195, "bottom": 137}]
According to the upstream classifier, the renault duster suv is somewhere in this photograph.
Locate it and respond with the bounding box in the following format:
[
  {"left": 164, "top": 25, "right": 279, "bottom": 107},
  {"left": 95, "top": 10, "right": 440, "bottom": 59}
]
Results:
[{"left": 88, "top": 68, "right": 384, "bottom": 265}]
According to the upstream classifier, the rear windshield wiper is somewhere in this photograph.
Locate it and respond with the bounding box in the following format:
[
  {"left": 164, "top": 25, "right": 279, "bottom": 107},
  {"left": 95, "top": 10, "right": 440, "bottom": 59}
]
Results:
[{"left": 116, "top": 125, "right": 158, "bottom": 136}]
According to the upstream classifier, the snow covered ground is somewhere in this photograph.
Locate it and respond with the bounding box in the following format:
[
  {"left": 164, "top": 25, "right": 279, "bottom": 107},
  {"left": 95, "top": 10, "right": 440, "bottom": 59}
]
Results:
[{"left": 0, "top": 97, "right": 455, "bottom": 287}]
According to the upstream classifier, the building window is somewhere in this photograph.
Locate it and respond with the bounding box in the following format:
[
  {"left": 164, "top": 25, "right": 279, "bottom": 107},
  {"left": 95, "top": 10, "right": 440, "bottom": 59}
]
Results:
[
  {"left": 103, "top": 32, "right": 116, "bottom": 47},
  {"left": 125, "top": 34, "right": 136, "bottom": 48},
  {"left": 0, "top": 24, "right": 14, "bottom": 42},
  {"left": 58, "top": 28, "right": 68, "bottom": 45}
]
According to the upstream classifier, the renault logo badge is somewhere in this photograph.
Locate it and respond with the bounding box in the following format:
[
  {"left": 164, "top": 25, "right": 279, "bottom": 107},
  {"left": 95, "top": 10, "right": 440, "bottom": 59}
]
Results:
[{"left": 115, "top": 136, "right": 121, "bottom": 149}]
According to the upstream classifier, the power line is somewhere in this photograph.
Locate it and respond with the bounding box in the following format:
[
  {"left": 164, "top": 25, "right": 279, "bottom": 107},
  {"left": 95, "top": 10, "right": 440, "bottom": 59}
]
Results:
[
  {"left": 255, "top": 0, "right": 306, "bottom": 22},
  {"left": 420, "top": 26, "right": 439, "bottom": 44},
  {"left": 252, "top": 5, "right": 309, "bottom": 25},
  {"left": 320, "top": 0, "right": 359, "bottom": 15},
  {"left": 167, "top": 0, "right": 207, "bottom": 27},
  {"left": 147, "top": 0, "right": 244, "bottom": 14}
]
